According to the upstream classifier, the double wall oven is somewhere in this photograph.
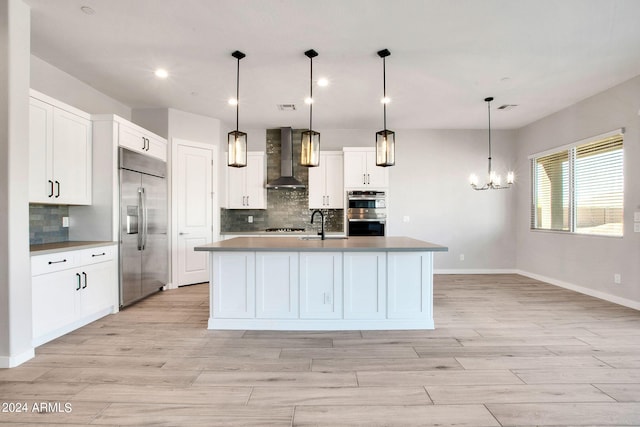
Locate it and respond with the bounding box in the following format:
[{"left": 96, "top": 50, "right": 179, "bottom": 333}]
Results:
[{"left": 347, "top": 191, "right": 386, "bottom": 236}]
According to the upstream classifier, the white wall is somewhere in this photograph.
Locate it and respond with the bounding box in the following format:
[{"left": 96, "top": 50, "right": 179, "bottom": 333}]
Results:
[
  {"left": 30, "top": 55, "right": 131, "bottom": 118},
  {"left": 515, "top": 75, "right": 640, "bottom": 308},
  {"left": 0, "top": 0, "right": 33, "bottom": 367}
]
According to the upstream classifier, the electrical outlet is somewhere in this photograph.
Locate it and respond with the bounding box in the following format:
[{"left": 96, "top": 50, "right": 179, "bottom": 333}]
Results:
[
  {"left": 634, "top": 211, "right": 640, "bottom": 222},
  {"left": 402, "top": 216, "right": 410, "bottom": 223},
  {"left": 614, "top": 273, "right": 621, "bottom": 284},
  {"left": 248, "top": 215, "right": 253, "bottom": 223},
  {"left": 635, "top": 223, "right": 640, "bottom": 233},
  {"left": 459, "top": 254, "right": 465, "bottom": 261},
  {"left": 62, "top": 216, "right": 69, "bottom": 228},
  {"left": 324, "top": 293, "right": 332, "bottom": 304}
]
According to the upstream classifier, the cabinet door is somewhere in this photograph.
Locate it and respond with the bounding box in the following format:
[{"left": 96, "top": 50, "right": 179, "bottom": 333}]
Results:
[
  {"left": 245, "top": 153, "right": 266, "bottom": 209},
  {"left": 324, "top": 153, "right": 344, "bottom": 208},
  {"left": 344, "top": 252, "right": 386, "bottom": 319},
  {"left": 52, "top": 108, "right": 92, "bottom": 204},
  {"left": 212, "top": 252, "right": 255, "bottom": 318},
  {"left": 80, "top": 259, "right": 116, "bottom": 317},
  {"left": 343, "top": 151, "right": 367, "bottom": 188},
  {"left": 387, "top": 252, "right": 431, "bottom": 319},
  {"left": 308, "top": 160, "right": 326, "bottom": 208},
  {"left": 32, "top": 269, "right": 81, "bottom": 340},
  {"left": 226, "top": 166, "right": 246, "bottom": 208},
  {"left": 146, "top": 135, "right": 167, "bottom": 161},
  {"left": 118, "top": 124, "right": 147, "bottom": 154},
  {"left": 299, "top": 252, "right": 342, "bottom": 319},
  {"left": 29, "top": 97, "right": 54, "bottom": 203},
  {"left": 256, "top": 252, "right": 298, "bottom": 318},
  {"left": 365, "top": 151, "right": 389, "bottom": 188}
]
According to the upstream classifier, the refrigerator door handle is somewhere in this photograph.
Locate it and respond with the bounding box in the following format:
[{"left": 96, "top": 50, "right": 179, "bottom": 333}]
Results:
[
  {"left": 137, "top": 188, "right": 144, "bottom": 250},
  {"left": 141, "top": 187, "right": 148, "bottom": 250}
]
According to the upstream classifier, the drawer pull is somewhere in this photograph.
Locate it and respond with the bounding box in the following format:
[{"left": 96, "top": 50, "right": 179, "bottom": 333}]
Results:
[
  {"left": 48, "top": 259, "right": 67, "bottom": 265},
  {"left": 91, "top": 252, "right": 106, "bottom": 257},
  {"left": 82, "top": 272, "right": 88, "bottom": 289}
]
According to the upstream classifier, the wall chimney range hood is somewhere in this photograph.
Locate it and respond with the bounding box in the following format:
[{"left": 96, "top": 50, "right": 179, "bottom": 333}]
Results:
[{"left": 266, "top": 127, "right": 305, "bottom": 189}]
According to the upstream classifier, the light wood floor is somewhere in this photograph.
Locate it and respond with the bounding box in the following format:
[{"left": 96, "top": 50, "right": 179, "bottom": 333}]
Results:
[{"left": 2, "top": 274, "right": 640, "bottom": 426}]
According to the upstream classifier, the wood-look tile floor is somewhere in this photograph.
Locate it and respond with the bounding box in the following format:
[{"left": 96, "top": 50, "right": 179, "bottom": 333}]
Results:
[{"left": 2, "top": 274, "right": 640, "bottom": 426}]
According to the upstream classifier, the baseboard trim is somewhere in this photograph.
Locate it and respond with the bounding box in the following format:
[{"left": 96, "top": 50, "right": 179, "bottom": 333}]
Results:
[
  {"left": 434, "top": 269, "right": 519, "bottom": 275},
  {"left": 0, "top": 348, "right": 35, "bottom": 368},
  {"left": 516, "top": 269, "right": 640, "bottom": 311}
]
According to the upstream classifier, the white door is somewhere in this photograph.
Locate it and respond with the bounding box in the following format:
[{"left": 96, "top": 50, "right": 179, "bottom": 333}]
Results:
[{"left": 176, "top": 143, "right": 213, "bottom": 286}]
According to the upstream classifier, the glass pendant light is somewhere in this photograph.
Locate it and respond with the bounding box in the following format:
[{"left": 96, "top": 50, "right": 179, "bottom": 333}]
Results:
[
  {"left": 301, "top": 49, "right": 320, "bottom": 167},
  {"left": 228, "top": 50, "right": 247, "bottom": 168},
  {"left": 376, "top": 49, "right": 395, "bottom": 167},
  {"left": 469, "top": 97, "right": 515, "bottom": 190}
]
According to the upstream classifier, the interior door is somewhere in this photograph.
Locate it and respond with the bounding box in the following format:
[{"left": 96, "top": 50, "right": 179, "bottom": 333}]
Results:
[{"left": 176, "top": 144, "right": 213, "bottom": 286}]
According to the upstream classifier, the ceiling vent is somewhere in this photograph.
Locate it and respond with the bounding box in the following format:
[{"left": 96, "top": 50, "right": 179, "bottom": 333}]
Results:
[
  {"left": 277, "top": 104, "right": 297, "bottom": 111},
  {"left": 497, "top": 104, "right": 518, "bottom": 111}
]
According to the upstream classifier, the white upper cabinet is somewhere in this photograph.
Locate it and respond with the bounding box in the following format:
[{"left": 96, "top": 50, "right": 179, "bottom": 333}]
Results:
[
  {"left": 118, "top": 121, "right": 167, "bottom": 161},
  {"left": 29, "top": 91, "right": 92, "bottom": 205},
  {"left": 308, "top": 151, "right": 344, "bottom": 209},
  {"left": 226, "top": 152, "right": 266, "bottom": 209},
  {"left": 343, "top": 148, "right": 389, "bottom": 189}
]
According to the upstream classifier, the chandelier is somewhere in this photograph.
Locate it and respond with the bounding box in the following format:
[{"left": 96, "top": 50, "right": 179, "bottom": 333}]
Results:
[{"left": 469, "top": 97, "right": 514, "bottom": 190}]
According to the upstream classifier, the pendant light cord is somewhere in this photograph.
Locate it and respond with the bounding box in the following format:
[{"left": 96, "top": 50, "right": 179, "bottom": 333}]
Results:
[
  {"left": 236, "top": 56, "right": 240, "bottom": 133},
  {"left": 309, "top": 55, "right": 313, "bottom": 132},
  {"left": 382, "top": 56, "right": 387, "bottom": 131},
  {"left": 487, "top": 97, "right": 492, "bottom": 175}
]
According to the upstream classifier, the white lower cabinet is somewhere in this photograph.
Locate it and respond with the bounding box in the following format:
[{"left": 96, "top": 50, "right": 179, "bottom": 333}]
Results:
[
  {"left": 31, "top": 245, "right": 117, "bottom": 346},
  {"left": 256, "top": 253, "right": 299, "bottom": 319},
  {"left": 344, "top": 252, "right": 386, "bottom": 319},
  {"left": 212, "top": 252, "right": 255, "bottom": 318},
  {"left": 387, "top": 252, "right": 432, "bottom": 319},
  {"left": 299, "top": 253, "right": 342, "bottom": 319}
]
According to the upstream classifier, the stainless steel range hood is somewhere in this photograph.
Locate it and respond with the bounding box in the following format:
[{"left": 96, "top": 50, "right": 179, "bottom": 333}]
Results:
[{"left": 266, "top": 127, "right": 305, "bottom": 189}]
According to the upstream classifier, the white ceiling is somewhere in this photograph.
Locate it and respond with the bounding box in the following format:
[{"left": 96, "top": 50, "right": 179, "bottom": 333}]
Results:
[{"left": 24, "top": 0, "right": 640, "bottom": 130}]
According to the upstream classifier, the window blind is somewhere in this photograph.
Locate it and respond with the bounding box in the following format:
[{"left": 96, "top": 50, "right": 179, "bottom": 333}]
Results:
[{"left": 530, "top": 131, "right": 624, "bottom": 237}]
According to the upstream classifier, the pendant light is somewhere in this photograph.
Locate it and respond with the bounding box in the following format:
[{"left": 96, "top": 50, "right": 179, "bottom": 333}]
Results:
[
  {"left": 376, "top": 49, "right": 395, "bottom": 167},
  {"left": 301, "top": 49, "right": 320, "bottom": 167},
  {"left": 469, "top": 97, "right": 515, "bottom": 190},
  {"left": 228, "top": 50, "right": 247, "bottom": 168}
]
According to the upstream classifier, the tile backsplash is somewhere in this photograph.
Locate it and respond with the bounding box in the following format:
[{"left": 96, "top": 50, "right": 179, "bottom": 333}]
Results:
[
  {"left": 221, "top": 128, "right": 344, "bottom": 233},
  {"left": 29, "top": 204, "right": 69, "bottom": 245}
]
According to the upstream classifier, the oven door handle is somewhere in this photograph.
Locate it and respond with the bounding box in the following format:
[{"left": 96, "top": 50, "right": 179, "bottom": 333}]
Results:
[{"left": 348, "top": 218, "right": 387, "bottom": 222}]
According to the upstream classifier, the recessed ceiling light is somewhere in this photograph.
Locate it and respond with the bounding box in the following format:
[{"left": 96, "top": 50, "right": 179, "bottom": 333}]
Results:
[
  {"left": 154, "top": 69, "right": 169, "bottom": 79},
  {"left": 228, "top": 98, "right": 238, "bottom": 106},
  {"left": 317, "top": 78, "right": 329, "bottom": 87},
  {"left": 304, "top": 97, "right": 314, "bottom": 105},
  {"left": 80, "top": 6, "right": 95, "bottom": 15},
  {"left": 381, "top": 96, "right": 391, "bottom": 104}
]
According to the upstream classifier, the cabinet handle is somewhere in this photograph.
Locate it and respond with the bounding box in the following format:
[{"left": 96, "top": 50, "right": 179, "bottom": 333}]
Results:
[
  {"left": 48, "top": 180, "right": 54, "bottom": 197},
  {"left": 326, "top": 195, "right": 330, "bottom": 206},
  {"left": 141, "top": 137, "right": 146, "bottom": 151},
  {"left": 82, "top": 272, "right": 88, "bottom": 289},
  {"left": 55, "top": 181, "right": 60, "bottom": 198},
  {"left": 48, "top": 259, "right": 67, "bottom": 265},
  {"left": 91, "top": 252, "right": 106, "bottom": 257},
  {"left": 246, "top": 195, "right": 249, "bottom": 206},
  {"left": 363, "top": 174, "right": 366, "bottom": 185},
  {"left": 76, "top": 273, "right": 82, "bottom": 290}
]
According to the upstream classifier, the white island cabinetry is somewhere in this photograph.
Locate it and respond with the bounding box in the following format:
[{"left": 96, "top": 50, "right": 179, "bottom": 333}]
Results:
[{"left": 197, "top": 237, "right": 447, "bottom": 330}]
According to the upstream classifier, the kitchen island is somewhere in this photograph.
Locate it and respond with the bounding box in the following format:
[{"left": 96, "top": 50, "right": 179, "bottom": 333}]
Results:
[{"left": 195, "top": 236, "right": 447, "bottom": 330}]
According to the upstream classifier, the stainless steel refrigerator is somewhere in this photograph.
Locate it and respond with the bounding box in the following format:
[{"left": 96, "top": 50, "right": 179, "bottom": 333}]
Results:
[{"left": 119, "top": 147, "right": 168, "bottom": 307}]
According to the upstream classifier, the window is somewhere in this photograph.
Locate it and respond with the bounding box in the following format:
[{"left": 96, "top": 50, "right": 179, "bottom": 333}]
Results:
[{"left": 530, "top": 130, "right": 624, "bottom": 237}]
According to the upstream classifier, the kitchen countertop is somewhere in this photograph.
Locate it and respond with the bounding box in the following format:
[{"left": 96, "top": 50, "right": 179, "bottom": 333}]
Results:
[
  {"left": 195, "top": 236, "right": 447, "bottom": 252},
  {"left": 30, "top": 241, "right": 117, "bottom": 255},
  {"left": 220, "top": 231, "right": 346, "bottom": 237}
]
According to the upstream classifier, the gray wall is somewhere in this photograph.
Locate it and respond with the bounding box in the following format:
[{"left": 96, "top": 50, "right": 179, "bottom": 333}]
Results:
[
  {"left": 31, "top": 55, "right": 132, "bottom": 118},
  {"left": 515, "top": 75, "right": 640, "bottom": 308}
]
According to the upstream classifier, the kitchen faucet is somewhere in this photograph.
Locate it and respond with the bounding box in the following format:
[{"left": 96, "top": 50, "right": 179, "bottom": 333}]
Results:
[{"left": 310, "top": 210, "right": 325, "bottom": 240}]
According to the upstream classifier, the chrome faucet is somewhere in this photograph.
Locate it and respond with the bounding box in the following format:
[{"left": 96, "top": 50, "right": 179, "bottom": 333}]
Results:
[{"left": 311, "top": 210, "right": 325, "bottom": 240}]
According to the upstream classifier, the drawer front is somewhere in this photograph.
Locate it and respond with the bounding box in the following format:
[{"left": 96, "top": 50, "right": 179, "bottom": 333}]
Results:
[
  {"left": 78, "top": 245, "right": 116, "bottom": 265},
  {"left": 31, "top": 251, "right": 79, "bottom": 276}
]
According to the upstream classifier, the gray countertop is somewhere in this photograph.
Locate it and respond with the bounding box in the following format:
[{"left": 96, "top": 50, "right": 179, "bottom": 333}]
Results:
[
  {"left": 30, "top": 241, "right": 117, "bottom": 255},
  {"left": 195, "top": 236, "right": 448, "bottom": 252}
]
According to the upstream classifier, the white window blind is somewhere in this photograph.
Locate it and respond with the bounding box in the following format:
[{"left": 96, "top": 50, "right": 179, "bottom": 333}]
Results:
[{"left": 530, "top": 131, "right": 624, "bottom": 237}]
